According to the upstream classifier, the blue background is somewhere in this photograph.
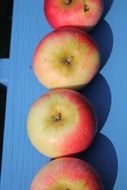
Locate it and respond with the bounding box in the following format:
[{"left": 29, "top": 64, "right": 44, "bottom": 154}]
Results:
[{"left": 0, "top": 0, "right": 127, "bottom": 189}]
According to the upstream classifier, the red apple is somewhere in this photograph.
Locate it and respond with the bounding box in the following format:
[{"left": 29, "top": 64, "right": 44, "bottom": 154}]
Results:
[
  {"left": 27, "top": 89, "right": 97, "bottom": 158},
  {"left": 33, "top": 28, "right": 100, "bottom": 89},
  {"left": 30, "top": 157, "right": 104, "bottom": 190},
  {"left": 44, "top": 0, "right": 104, "bottom": 30}
]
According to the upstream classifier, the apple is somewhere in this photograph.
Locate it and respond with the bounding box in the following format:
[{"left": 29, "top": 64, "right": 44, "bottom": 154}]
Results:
[
  {"left": 33, "top": 28, "right": 100, "bottom": 89},
  {"left": 30, "top": 157, "right": 104, "bottom": 190},
  {"left": 27, "top": 89, "right": 97, "bottom": 158},
  {"left": 44, "top": 0, "right": 104, "bottom": 31}
]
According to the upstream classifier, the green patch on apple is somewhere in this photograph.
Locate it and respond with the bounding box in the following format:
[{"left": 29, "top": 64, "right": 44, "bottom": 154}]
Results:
[
  {"left": 33, "top": 28, "right": 100, "bottom": 89},
  {"left": 27, "top": 89, "right": 97, "bottom": 158},
  {"left": 47, "top": 179, "right": 88, "bottom": 190}
]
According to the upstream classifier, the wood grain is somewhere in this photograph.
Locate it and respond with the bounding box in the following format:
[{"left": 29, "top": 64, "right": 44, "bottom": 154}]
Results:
[{"left": 0, "top": 0, "right": 51, "bottom": 189}]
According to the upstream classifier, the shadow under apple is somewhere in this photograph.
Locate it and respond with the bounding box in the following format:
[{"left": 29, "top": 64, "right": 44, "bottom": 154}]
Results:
[
  {"left": 76, "top": 133, "right": 118, "bottom": 190},
  {"left": 79, "top": 73, "right": 111, "bottom": 132},
  {"left": 103, "top": 0, "right": 114, "bottom": 17},
  {"left": 90, "top": 19, "right": 113, "bottom": 69}
]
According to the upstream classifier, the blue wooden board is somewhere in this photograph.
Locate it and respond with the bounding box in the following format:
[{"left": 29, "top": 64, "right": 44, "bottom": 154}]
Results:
[
  {"left": 0, "top": 59, "right": 9, "bottom": 86},
  {"left": 0, "top": 0, "right": 127, "bottom": 189}
]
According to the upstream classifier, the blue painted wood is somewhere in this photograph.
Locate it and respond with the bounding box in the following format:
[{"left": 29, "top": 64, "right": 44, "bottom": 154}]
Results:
[
  {"left": 0, "top": 59, "right": 9, "bottom": 86},
  {"left": 1, "top": 0, "right": 127, "bottom": 189}
]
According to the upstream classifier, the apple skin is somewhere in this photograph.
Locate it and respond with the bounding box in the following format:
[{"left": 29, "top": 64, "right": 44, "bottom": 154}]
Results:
[
  {"left": 33, "top": 28, "right": 100, "bottom": 89},
  {"left": 27, "top": 89, "right": 97, "bottom": 158},
  {"left": 30, "top": 157, "right": 104, "bottom": 190},
  {"left": 44, "top": 0, "right": 104, "bottom": 31}
]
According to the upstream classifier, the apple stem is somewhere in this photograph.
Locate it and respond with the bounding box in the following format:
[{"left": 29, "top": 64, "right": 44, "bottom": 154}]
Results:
[
  {"left": 64, "top": 0, "right": 72, "bottom": 5},
  {"left": 64, "top": 56, "right": 73, "bottom": 65},
  {"left": 52, "top": 113, "right": 62, "bottom": 122},
  {"left": 84, "top": 3, "right": 89, "bottom": 13}
]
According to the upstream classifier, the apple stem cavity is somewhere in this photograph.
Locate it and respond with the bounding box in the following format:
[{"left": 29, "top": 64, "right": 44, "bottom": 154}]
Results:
[
  {"left": 51, "top": 112, "right": 62, "bottom": 122},
  {"left": 84, "top": 3, "right": 89, "bottom": 13},
  {"left": 64, "top": 56, "right": 73, "bottom": 65},
  {"left": 64, "top": 0, "right": 72, "bottom": 5}
]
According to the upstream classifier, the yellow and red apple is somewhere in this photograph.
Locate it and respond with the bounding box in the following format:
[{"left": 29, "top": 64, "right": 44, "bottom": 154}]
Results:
[
  {"left": 44, "top": 0, "right": 104, "bottom": 30},
  {"left": 27, "top": 89, "right": 97, "bottom": 158},
  {"left": 30, "top": 157, "right": 104, "bottom": 190},
  {"left": 33, "top": 28, "right": 100, "bottom": 89}
]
